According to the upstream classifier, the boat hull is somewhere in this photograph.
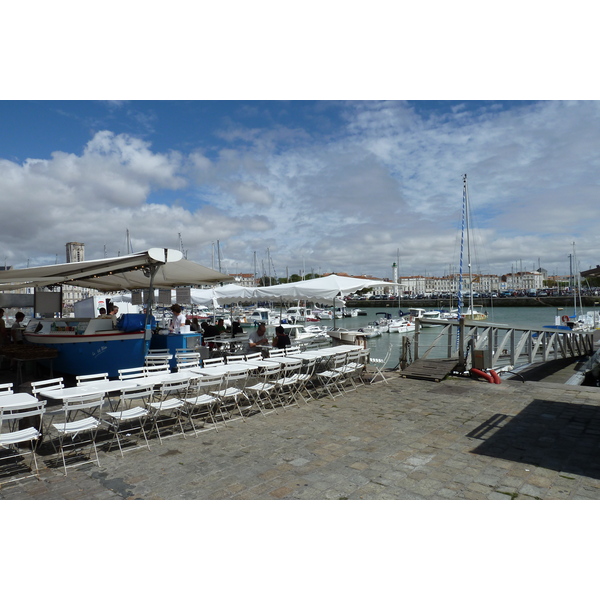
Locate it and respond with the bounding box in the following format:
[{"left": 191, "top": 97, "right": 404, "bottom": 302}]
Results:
[
  {"left": 328, "top": 329, "right": 368, "bottom": 345},
  {"left": 24, "top": 331, "right": 147, "bottom": 377}
]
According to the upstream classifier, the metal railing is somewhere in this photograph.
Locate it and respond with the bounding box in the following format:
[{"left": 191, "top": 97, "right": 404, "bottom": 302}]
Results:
[{"left": 413, "top": 318, "right": 596, "bottom": 370}]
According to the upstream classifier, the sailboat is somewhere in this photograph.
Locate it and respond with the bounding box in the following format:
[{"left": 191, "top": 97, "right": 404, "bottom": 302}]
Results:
[{"left": 451, "top": 174, "right": 488, "bottom": 322}]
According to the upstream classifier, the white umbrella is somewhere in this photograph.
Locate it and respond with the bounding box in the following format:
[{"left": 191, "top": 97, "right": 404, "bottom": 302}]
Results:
[
  {"left": 254, "top": 274, "right": 393, "bottom": 302},
  {"left": 254, "top": 274, "right": 396, "bottom": 327}
]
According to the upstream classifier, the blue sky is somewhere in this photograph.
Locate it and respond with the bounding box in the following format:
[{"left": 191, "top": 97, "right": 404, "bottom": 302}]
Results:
[
  {"left": 1, "top": 4, "right": 598, "bottom": 282},
  {"left": 1, "top": 99, "right": 599, "bottom": 281}
]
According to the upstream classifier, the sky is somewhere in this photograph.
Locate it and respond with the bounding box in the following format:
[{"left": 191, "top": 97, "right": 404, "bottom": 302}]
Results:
[
  {"left": 2, "top": 99, "right": 599, "bottom": 281},
  {"left": 1, "top": 3, "right": 598, "bottom": 286}
]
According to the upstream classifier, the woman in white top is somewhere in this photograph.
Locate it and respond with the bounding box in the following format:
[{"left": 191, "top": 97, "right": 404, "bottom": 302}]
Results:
[{"left": 169, "top": 304, "right": 186, "bottom": 333}]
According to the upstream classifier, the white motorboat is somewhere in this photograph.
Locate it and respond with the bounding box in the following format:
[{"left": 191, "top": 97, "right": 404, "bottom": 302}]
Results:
[
  {"left": 407, "top": 307, "right": 444, "bottom": 327},
  {"left": 387, "top": 318, "right": 416, "bottom": 333},
  {"left": 327, "top": 328, "right": 368, "bottom": 345},
  {"left": 276, "top": 323, "right": 330, "bottom": 344},
  {"left": 315, "top": 309, "right": 333, "bottom": 320},
  {"left": 284, "top": 306, "right": 321, "bottom": 323},
  {"left": 358, "top": 323, "right": 382, "bottom": 338},
  {"left": 247, "top": 308, "right": 281, "bottom": 326}
]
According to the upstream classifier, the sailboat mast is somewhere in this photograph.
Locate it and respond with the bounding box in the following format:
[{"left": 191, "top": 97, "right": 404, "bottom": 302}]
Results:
[
  {"left": 465, "top": 175, "right": 474, "bottom": 316},
  {"left": 457, "top": 175, "right": 467, "bottom": 319}
]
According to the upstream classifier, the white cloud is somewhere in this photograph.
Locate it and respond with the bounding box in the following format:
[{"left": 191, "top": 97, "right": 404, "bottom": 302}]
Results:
[{"left": 2, "top": 101, "right": 600, "bottom": 281}]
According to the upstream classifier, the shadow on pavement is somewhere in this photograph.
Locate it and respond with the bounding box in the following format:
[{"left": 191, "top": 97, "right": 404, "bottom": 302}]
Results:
[{"left": 467, "top": 398, "right": 600, "bottom": 480}]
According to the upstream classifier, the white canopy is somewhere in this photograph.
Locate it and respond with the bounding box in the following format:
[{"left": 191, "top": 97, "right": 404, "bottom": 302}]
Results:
[
  {"left": 190, "top": 284, "right": 257, "bottom": 305},
  {"left": 254, "top": 274, "right": 394, "bottom": 302},
  {"left": 0, "top": 248, "right": 234, "bottom": 291}
]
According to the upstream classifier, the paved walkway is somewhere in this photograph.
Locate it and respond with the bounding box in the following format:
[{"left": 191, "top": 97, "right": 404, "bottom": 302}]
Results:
[{"left": 3, "top": 368, "right": 600, "bottom": 500}]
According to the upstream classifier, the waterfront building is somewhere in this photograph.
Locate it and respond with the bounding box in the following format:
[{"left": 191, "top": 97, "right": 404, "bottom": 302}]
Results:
[
  {"left": 231, "top": 273, "right": 258, "bottom": 287},
  {"left": 500, "top": 271, "right": 544, "bottom": 291},
  {"left": 63, "top": 242, "right": 91, "bottom": 311}
]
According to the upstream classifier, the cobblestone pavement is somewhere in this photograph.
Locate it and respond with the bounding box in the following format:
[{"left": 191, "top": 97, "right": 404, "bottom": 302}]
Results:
[{"left": 2, "top": 372, "right": 600, "bottom": 500}]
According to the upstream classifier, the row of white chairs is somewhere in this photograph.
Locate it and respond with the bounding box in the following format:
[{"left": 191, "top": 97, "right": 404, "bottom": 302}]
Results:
[{"left": 1, "top": 345, "right": 378, "bottom": 486}]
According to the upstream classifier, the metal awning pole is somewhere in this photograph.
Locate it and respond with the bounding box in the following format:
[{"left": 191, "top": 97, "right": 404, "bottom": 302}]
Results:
[{"left": 142, "top": 264, "right": 160, "bottom": 359}]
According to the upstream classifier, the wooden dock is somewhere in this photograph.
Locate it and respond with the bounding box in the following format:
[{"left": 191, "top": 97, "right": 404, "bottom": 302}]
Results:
[{"left": 400, "top": 358, "right": 460, "bottom": 382}]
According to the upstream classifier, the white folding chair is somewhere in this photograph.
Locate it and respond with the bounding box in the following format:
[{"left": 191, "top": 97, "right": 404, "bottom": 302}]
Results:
[
  {"left": 316, "top": 354, "right": 346, "bottom": 399},
  {"left": 202, "top": 357, "right": 225, "bottom": 367},
  {"left": 0, "top": 399, "right": 46, "bottom": 485},
  {"left": 146, "top": 380, "right": 188, "bottom": 443},
  {"left": 274, "top": 361, "right": 303, "bottom": 408},
  {"left": 31, "top": 377, "right": 64, "bottom": 399},
  {"left": 105, "top": 384, "right": 152, "bottom": 456},
  {"left": 335, "top": 349, "right": 361, "bottom": 392},
  {"left": 181, "top": 374, "right": 223, "bottom": 435},
  {"left": 245, "top": 363, "right": 281, "bottom": 415},
  {"left": 244, "top": 352, "right": 263, "bottom": 361},
  {"left": 213, "top": 370, "right": 252, "bottom": 422},
  {"left": 176, "top": 352, "right": 200, "bottom": 371},
  {"left": 369, "top": 344, "right": 393, "bottom": 384},
  {"left": 296, "top": 357, "right": 318, "bottom": 403},
  {"left": 285, "top": 346, "right": 301, "bottom": 355},
  {"left": 76, "top": 373, "right": 109, "bottom": 386},
  {"left": 225, "top": 355, "right": 246, "bottom": 363},
  {"left": 118, "top": 366, "right": 147, "bottom": 381},
  {"left": 50, "top": 392, "right": 105, "bottom": 475},
  {"left": 144, "top": 364, "right": 171, "bottom": 377},
  {"left": 356, "top": 348, "right": 371, "bottom": 386},
  {"left": 0, "top": 383, "right": 13, "bottom": 396},
  {"left": 145, "top": 350, "right": 172, "bottom": 367},
  {"left": 268, "top": 348, "right": 286, "bottom": 357}
]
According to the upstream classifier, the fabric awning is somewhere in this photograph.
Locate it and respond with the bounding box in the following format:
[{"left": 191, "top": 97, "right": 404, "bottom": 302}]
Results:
[{"left": 0, "top": 248, "right": 234, "bottom": 291}]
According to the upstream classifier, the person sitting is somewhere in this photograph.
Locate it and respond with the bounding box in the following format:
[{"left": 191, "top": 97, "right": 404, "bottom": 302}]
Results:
[
  {"left": 190, "top": 318, "right": 201, "bottom": 332},
  {"left": 215, "top": 318, "right": 227, "bottom": 335},
  {"left": 247, "top": 322, "right": 269, "bottom": 351},
  {"left": 272, "top": 325, "right": 291, "bottom": 349},
  {"left": 201, "top": 321, "right": 219, "bottom": 338},
  {"left": 231, "top": 321, "right": 244, "bottom": 337},
  {"left": 97, "top": 307, "right": 111, "bottom": 318}
]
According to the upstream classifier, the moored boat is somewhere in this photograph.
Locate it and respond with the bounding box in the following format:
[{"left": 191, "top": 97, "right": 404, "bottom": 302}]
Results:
[
  {"left": 327, "top": 328, "right": 368, "bottom": 345},
  {"left": 24, "top": 316, "right": 150, "bottom": 377},
  {"left": 408, "top": 307, "right": 443, "bottom": 327},
  {"left": 284, "top": 306, "right": 321, "bottom": 323}
]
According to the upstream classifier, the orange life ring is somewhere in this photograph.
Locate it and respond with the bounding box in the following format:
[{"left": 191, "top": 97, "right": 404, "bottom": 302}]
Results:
[
  {"left": 470, "top": 368, "right": 494, "bottom": 383},
  {"left": 489, "top": 369, "right": 501, "bottom": 384},
  {"left": 561, "top": 315, "right": 569, "bottom": 323}
]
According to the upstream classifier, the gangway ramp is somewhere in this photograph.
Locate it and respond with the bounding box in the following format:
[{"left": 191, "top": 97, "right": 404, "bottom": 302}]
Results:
[{"left": 400, "top": 358, "right": 460, "bottom": 382}]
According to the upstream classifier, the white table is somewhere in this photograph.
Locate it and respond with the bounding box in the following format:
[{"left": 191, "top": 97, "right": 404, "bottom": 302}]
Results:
[
  {"left": 142, "top": 372, "right": 192, "bottom": 387},
  {"left": 0, "top": 392, "right": 42, "bottom": 409},
  {"left": 190, "top": 363, "right": 253, "bottom": 377},
  {"left": 37, "top": 371, "right": 193, "bottom": 403},
  {"left": 38, "top": 380, "right": 138, "bottom": 402},
  {"left": 263, "top": 356, "right": 303, "bottom": 365},
  {"left": 242, "top": 359, "right": 269, "bottom": 369}
]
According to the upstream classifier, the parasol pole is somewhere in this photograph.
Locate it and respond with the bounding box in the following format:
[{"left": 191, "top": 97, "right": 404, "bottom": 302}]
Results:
[{"left": 142, "top": 263, "right": 160, "bottom": 360}]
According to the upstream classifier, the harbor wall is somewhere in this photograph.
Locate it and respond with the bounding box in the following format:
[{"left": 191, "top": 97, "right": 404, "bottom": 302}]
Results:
[{"left": 346, "top": 296, "right": 600, "bottom": 309}]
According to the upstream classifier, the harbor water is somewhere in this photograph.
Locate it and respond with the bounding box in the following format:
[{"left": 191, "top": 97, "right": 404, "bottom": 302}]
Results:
[{"left": 330, "top": 305, "right": 591, "bottom": 367}]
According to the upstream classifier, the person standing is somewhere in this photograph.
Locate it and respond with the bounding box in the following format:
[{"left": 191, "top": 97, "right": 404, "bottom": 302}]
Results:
[
  {"left": 169, "top": 304, "right": 186, "bottom": 333},
  {"left": 108, "top": 305, "right": 119, "bottom": 327},
  {"left": 11, "top": 311, "right": 25, "bottom": 343},
  {"left": 0, "top": 308, "right": 8, "bottom": 347}
]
